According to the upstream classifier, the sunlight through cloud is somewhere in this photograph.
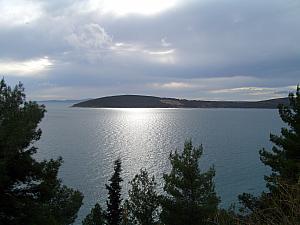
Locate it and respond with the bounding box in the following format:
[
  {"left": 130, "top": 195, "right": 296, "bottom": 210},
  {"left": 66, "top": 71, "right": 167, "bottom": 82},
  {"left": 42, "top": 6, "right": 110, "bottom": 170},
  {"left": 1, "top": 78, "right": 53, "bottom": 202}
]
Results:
[
  {"left": 88, "top": 0, "right": 179, "bottom": 16},
  {"left": 0, "top": 57, "right": 53, "bottom": 76}
]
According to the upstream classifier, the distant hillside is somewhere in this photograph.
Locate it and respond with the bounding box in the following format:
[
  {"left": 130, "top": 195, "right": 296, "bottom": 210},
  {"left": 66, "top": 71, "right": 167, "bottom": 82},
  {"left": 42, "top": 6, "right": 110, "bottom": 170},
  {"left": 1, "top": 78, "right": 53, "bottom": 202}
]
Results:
[
  {"left": 72, "top": 95, "right": 289, "bottom": 109},
  {"left": 38, "top": 99, "right": 82, "bottom": 104},
  {"left": 38, "top": 99, "right": 92, "bottom": 105}
]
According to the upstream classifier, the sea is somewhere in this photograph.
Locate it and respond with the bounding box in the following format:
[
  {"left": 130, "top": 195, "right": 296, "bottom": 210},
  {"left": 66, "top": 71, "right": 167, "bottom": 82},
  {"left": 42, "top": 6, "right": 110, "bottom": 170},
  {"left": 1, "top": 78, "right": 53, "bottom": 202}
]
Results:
[{"left": 35, "top": 102, "right": 283, "bottom": 224}]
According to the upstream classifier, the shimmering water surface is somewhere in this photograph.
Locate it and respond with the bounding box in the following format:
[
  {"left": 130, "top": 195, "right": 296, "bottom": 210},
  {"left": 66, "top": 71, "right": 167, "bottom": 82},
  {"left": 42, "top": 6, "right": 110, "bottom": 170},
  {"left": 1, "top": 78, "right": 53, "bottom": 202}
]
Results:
[{"left": 36, "top": 103, "right": 282, "bottom": 224}]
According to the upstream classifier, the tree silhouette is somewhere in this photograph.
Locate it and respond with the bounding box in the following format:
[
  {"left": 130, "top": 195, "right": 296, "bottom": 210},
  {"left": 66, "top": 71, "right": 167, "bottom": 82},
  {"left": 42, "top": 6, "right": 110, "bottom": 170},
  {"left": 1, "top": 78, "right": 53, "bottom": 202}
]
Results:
[
  {"left": 0, "top": 78, "right": 83, "bottom": 225},
  {"left": 82, "top": 203, "right": 106, "bottom": 225},
  {"left": 125, "top": 168, "right": 160, "bottom": 225},
  {"left": 260, "top": 85, "right": 300, "bottom": 189},
  {"left": 106, "top": 159, "right": 123, "bottom": 225},
  {"left": 239, "top": 86, "right": 300, "bottom": 215},
  {"left": 160, "top": 140, "right": 219, "bottom": 225}
]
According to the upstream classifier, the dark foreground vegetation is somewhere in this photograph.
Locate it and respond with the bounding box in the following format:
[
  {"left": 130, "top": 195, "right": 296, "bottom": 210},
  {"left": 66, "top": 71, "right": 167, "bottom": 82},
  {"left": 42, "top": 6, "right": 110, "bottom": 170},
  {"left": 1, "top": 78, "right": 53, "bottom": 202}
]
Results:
[
  {"left": 0, "top": 79, "right": 83, "bottom": 225},
  {"left": 1, "top": 78, "right": 299, "bottom": 225}
]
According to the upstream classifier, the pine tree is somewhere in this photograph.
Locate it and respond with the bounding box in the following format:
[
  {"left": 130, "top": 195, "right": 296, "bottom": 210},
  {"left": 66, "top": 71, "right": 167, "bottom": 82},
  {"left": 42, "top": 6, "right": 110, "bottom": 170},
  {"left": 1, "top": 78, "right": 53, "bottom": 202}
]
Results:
[
  {"left": 260, "top": 85, "right": 300, "bottom": 189},
  {"left": 0, "top": 79, "right": 83, "bottom": 225},
  {"left": 106, "top": 159, "right": 123, "bottom": 225},
  {"left": 82, "top": 203, "right": 106, "bottom": 225},
  {"left": 125, "top": 168, "right": 160, "bottom": 225},
  {"left": 239, "top": 86, "right": 300, "bottom": 215},
  {"left": 160, "top": 140, "right": 220, "bottom": 225}
]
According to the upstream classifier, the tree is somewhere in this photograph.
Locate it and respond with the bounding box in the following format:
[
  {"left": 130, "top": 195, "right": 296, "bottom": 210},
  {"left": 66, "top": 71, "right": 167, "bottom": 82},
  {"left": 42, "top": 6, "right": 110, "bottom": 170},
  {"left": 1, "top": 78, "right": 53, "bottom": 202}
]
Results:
[
  {"left": 259, "top": 85, "right": 300, "bottom": 189},
  {"left": 238, "top": 86, "right": 300, "bottom": 219},
  {"left": 125, "top": 168, "right": 160, "bottom": 225},
  {"left": 83, "top": 203, "right": 106, "bottom": 225},
  {"left": 160, "top": 140, "right": 220, "bottom": 225},
  {"left": 106, "top": 159, "right": 123, "bottom": 225},
  {"left": 0, "top": 79, "right": 83, "bottom": 225}
]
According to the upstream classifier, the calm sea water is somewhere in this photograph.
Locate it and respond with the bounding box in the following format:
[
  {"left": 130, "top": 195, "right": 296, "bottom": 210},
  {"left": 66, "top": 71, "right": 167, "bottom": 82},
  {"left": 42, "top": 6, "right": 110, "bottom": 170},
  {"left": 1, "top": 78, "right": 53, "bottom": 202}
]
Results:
[{"left": 36, "top": 103, "right": 282, "bottom": 224}]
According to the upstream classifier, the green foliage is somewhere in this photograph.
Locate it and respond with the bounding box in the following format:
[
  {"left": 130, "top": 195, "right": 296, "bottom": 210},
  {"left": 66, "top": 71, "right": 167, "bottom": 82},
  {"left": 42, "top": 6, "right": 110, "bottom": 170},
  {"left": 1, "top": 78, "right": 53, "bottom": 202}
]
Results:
[
  {"left": 160, "top": 140, "right": 220, "bottom": 225},
  {"left": 260, "top": 85, "right": 300, "bottom": 189},
  {"left": 237, "top": 86, "right": 300, "bottom": 224},
  {"left": 124, "top": 168, "right": 160, "bottom": 225},
  {"left": 239, "top": 86, "right": 300, "bottom": 212},
  {"left": 83, "top": 203, "right": 106, "bottom": 225},
  {"left": 106, "top": 159, "right": 123, "bottom": 225},
  {"left": 0, "top": 78, "right": 83, "bottom": 225}
]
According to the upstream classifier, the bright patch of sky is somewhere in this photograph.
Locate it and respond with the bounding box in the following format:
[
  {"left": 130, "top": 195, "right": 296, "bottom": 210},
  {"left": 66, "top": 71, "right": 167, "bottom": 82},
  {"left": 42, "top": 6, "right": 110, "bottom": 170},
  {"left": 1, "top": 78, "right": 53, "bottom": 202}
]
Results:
[
  {"left": 0, "top": 0, "right": 43, "bottom": 26},
  {"left": 87, "top": 0, "right": 179, "bottom": 16},
  {"left": 0, "top": 57, "right": 53, "bottom": 76}
]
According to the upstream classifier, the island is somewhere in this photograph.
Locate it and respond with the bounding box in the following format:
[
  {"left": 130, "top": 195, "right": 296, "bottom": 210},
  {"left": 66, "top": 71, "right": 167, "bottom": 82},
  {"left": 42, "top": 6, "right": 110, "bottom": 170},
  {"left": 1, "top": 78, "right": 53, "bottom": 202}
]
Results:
[{"left": 72, "top": 95, "right": 288, "bottom": 109}]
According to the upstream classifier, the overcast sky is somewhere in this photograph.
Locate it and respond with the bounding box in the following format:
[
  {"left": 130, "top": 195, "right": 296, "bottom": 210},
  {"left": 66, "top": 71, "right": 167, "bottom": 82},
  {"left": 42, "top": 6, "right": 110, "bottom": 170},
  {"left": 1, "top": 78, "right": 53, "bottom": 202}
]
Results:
[{"left": 0, "top": 0, "right": 299, "bottom": 100}]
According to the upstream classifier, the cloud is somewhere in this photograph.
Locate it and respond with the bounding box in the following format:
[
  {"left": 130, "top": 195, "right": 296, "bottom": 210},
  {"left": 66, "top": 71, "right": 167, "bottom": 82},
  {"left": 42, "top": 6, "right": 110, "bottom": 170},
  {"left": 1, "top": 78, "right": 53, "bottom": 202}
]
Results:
[
  {"left": 146, "top": 49, "right": 175, "bottom": 55},
  {"left": 0, "top": 0, "right": 43, "bottom": 26},
  {"left": 141, "top": 76, "right": 297, "bottom": 100},
  {"left": 161, "top": 38, "right": 172, "bottom": 47},
  {"left": 84, "top": 0, "right": 180, "bottom": 16},
  {"left": 0, "top": 57, "right": 54, "bottom": 76},
  {"left": 211, "top": 87, "right": 275, "bottom": 94},
  {"left": 210, "top": 86, "right": 296, "bottom": 98},
  {"left": 65, "top": 23, "right": 113, "bottom": 62},
  {"left": 145, "top": 49, "right": 176, "bottom": 64},
  {"left": 0, "top": 0, "right": 299, "bottom": 100},
  {"left": 109, "top": 42, "right": 177, "bottom": 64},
  {"left": 152, "top": 81, "right": 194, "bottom": 90},
  {"left": 28, "top": 85, "right": 106, "bottom": 100}
]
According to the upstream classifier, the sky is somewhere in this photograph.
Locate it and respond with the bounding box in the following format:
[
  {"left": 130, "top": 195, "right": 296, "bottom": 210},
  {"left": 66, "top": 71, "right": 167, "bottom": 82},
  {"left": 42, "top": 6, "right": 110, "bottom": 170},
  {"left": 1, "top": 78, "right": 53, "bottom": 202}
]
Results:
[{"left": 0, "top": 0, "right": 299, "bottom": 101}]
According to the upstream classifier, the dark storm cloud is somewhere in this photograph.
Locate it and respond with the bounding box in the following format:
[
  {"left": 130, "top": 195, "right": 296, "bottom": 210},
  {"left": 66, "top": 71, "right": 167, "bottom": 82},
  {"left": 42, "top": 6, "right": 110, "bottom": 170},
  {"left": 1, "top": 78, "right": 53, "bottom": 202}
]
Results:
[{"left": 0, "top": 0, "right": 299, "bottom": 100}]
